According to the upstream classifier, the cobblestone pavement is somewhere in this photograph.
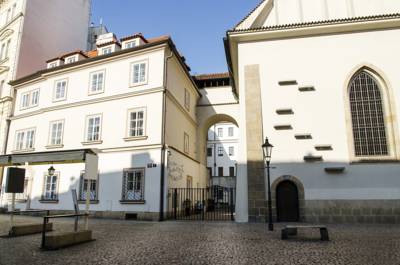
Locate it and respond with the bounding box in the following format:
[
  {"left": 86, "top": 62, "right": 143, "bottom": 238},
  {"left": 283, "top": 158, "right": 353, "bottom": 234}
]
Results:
[{"left": 0, "top": 215, "right": 399, "bottom": 265}]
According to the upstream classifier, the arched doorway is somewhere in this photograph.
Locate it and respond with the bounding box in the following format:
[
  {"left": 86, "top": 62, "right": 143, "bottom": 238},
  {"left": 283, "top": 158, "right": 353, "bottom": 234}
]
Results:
[{"left": 276, "top": 180, "right": 299, "bottom": 222}]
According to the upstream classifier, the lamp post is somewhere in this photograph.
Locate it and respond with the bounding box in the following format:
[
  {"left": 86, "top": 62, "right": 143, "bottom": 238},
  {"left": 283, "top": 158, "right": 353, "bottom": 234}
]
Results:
[{"left": 262, "top": 137, "right": 274, "bottom": 231}]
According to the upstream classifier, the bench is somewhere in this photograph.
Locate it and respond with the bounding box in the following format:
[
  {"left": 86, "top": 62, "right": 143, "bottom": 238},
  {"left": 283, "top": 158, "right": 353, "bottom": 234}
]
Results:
[
  {"left": 43, "top": 230, "right": 93, "bottom": 250},
  {"left": 9, "top": 223, "right": 53, "bottom": 237},
  {"left": 281, "top": 225, "right": 329, "bottom": 241}
]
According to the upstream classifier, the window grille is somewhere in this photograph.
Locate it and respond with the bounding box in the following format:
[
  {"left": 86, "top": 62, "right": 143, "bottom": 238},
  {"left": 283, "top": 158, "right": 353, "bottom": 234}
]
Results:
[
  {"left": 121, "top": 169, "right": 144, "bottom": 201},
  {"left": 79, "top": 172, "right": 98, "bottom": 200},
  {"left": 349, "top": 71, "right": 388, "bottom": 156}
]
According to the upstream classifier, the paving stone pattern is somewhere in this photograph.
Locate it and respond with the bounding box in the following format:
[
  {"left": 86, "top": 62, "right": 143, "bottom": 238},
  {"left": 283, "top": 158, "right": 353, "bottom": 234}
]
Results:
[{"left": 0, "top": 215, "right": 400, "bottom": 265}]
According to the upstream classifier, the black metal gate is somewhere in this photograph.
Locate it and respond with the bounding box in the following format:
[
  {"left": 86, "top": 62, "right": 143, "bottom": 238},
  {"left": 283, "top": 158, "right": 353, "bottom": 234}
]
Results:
[{"left": 167, "top": 187, "right": 235, "bottom": 221}]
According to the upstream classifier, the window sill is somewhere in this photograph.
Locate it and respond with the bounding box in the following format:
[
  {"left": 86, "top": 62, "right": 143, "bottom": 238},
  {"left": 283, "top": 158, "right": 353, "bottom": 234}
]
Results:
[
  {"left": 123, "top": 136, "right": 148, "bottom": 142},
  {"left": 78, "top": 200, "right": 99, "bottom": 204},
  {"left": 52, "top": 98, "right": 67, "bottom": 103},
  {"left": 12, "top": 148, "right": 35, "bottom": 154},
  {"left": 129, "top": 82, "right": 148, "bottom": 88},
  {"left": 350, "top": 159, "right": 400, "bottom": 164},
  {"left": 81, "top": 140, "right": 103, "bottom": 145},
  {"left": 119, "top": 200, "right": 145, "bottom": 204},
  {"left": 88, "top": 90, "right": 104, "bottom": 96},
  {"left": 15, "top": 199, "right": 27, "bottom": 203},
  {"left": 45, "top": 144, "right": 64, "bottom": 149},
  {"left": 39, "top": 199, "right": 59, "bottom": 203}
]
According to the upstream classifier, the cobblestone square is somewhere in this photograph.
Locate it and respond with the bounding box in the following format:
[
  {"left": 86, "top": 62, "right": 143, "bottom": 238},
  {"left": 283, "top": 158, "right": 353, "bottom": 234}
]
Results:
[{"left": 0, "top": 215, "right": 399, "bottom": 265}]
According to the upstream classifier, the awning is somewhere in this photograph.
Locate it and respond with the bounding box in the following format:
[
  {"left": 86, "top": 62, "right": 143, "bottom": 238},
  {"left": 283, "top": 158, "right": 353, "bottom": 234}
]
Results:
[{"left": 0, "top": 149, "right": 98, "bottom": 166}]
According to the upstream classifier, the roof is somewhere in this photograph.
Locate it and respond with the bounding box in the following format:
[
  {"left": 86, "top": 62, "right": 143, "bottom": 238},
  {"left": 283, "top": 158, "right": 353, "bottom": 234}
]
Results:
[
  {"left": 120, "top": 33, "right": 148, "bottom": 43},
  {"left": 194, "top": 72, "right": 230, "bottom": 81},
  {"left": 96, "top": 40, "right": 122, "bottom": 48},
  {"left": 229, "top": 13, "right": 400, "bottom": 33},
  {"left": 9, "top": 37, "right": 201, "bottom": 96},
  {"left": 234, "top": 0, "right": 267, "bottom": 30}
]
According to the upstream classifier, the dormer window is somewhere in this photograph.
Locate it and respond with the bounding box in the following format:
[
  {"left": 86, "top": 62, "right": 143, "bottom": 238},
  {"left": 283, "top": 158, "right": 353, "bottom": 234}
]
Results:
[
  {"left": 49, "top": 63, "right": 57, "bottom": 68},
  {"left": 125, "top": 40, "right": 137, "bottom": 49},
  {"left": 65, "top": 57, "right": 76, "bottom": 64},
  {"left": 47, "top": 58, "right": 64, "bottom": 69},
  {"left": 102, "top": 47, "right": 112, "bottom": 55}
]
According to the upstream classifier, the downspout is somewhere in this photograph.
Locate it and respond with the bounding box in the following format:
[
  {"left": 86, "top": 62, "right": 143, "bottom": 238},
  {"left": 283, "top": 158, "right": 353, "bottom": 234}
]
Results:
[
  {"left": 223, "top": 34, "right": 238, "bottom": 101},
  {"left": 159, "top": 47, "right": 173, "bottom": 221}
]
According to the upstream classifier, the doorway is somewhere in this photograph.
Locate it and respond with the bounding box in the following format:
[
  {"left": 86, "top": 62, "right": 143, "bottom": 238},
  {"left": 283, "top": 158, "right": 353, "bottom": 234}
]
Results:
[{"left": 276, "top": 180, "right": 299, "bottom": 222}]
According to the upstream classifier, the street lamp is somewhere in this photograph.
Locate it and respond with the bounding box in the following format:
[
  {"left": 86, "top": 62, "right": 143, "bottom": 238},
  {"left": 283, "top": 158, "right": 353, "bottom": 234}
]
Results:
[
  {"left": 262, "top": 137, "right": 274, "bottom": 231},
  {"left": 48, "top": 166, "right": 56, "bottom": 176}
]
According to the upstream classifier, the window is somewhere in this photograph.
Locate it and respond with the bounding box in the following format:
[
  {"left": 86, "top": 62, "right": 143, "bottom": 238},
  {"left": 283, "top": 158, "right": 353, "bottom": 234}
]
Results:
[
  {"left": 228, "top": 127, "right": 234, "bottom": 137},
  {"left": 218, "top": 167, "right": 223, "bottom": 177},
  {"left": 53, "top": 79, "right": 67, "bottom": 101},
  {"left": 42, "top": 173, "right": 58, "bottom": 201},
  {"left": 217, "top": 128, "right": 223, "bottom": 137},
  {"left": 85, "top": 114, "right": 102, "bottom": 142},
  {"left": 66, "top": 57, "right": 76, "bottom": 64},
  {"left": 89, "top": 70, "right": 105, "bottom": 94},
  {"left": 229, "top": 167, "right": 235, "bottom": 177},
  {"left": 11, "top": 4, "right": 16, "bottom": 18},
  {"left": 125, "top": 41, "right": 137, "bottom": 49},
  {"left": 121, "top": 168, "right": 144, "bottom": 201},
  {"left": 6, "top": 8, "right": 11, "bottom": 23},
  {"left": 49, "top": 62, "right": 57, "bottom": 68},
  {"left": 127, "top": 108, "right": 145, "bottom": 137},
  {"left": 0, "top": 80, "right": 5, "bottom": 97},
  {"left": 131, "top": 60, "right": 147, "bottom": 86},
  {"left": 184, "top": 133, "right": 189, "bottom": 154},
  {"left": 229, "top": 146, "right": 234, "bottom": 156},
  {"left": 186, "top": 176, "right": 193, "bottom": 189},
  {"left": 218, "top": 146, "right": 223, "bottom": 156},
  {"left": 79, "top": 171, "right": 98, "bottom": 201},
  {"left": 349, "top": 71, "right": 389, "bottom": 157},
  {"left": 20, "top": 89, "right": 39, "bottom": 109},
  {"left": 48, "top": 120, "right": 64, "bottom": 146},
  {"left": 207, "top": 147, "right": 212, "bottom": 157},
  {"left": 15, "top": 128, "right": 35, "bottom": 151},
  {"left": 0, "top": 42, "right": 5, "bottom": 60},
  {"left": 102, "top": 47, "right": 112, "bottom": 55},
  {"left": 207, "top": 167, "right": 212, "bottom": 177},
  {"left": 184, "top": 89, "right": 190, "bottom": 111},
  {"left": 4, "top": 39, "right": 10, "bottom": 59}
]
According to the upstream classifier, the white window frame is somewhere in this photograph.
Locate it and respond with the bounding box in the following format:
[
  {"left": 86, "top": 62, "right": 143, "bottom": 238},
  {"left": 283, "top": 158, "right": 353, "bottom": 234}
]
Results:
[
  {"left": 53, "top": 79, "right": 68, "bottom": 102},
  {"left": 89, "top": 69, "right": 106, "bottom": 95},
  {"left": 184, "top": 132, "right": 189, "bottom": 154},
  {"left": 125, "top": 40, "right": 137, "bottom": 49},
  {"left": 130, "top": 59, "right": 148, "bottom": 87},
  {"left": 218, "top": 146, "right": 223, "bottom": 156},
  {"left": 48, "top": 120, "right": 64, "bottom": 147},
  {"left": 229, "top": 146, "right": 234, "bottom": 156},
  {"left": 184, "top": 89, "right": 190, "bottom": 111},
  {"left": 0, "top": 42, "right": 5, "bottom": 60},
  {"left": 217, "top": 128, "right": 223, "bottom": 137},
  {"left": 102, "top": 47, "right": 112, "bottom": 55},
  {"left": 228, "top": 127, "right": 234, "bottom": 137},
  {"left": 84, "top": 114, "right": 102, "bottom": 143},
  {"left": 20, "top": 89, "right": 39, "bottom": 110},
  {"left": 4, "top": 39, "right": 10, "bottom": 60},
  {"left": 14, "top": 128, "right": 36, "bottom": 151},
  {"left": 126, "top": 107, "right": 146, "bottom": 138},
  {"left": 42, "top": 172, "right": 59, "bottom": 201},
  {"left": 79, "top": 171, "right": 99, "bottom": 201},
  {"left": 49, "top": 62, "right": 57, "bottom": 68},
  {"left": 121, "top": 168, "right": 145, "bottom": 202},
  {"left": 65, "top": 56, "right": 76, "bottom": 64}
]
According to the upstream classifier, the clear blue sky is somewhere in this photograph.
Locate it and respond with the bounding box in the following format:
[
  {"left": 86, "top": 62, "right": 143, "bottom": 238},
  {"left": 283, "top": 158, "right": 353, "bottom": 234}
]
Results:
[{"left": 91, "top": 0, "right": 261, "bottom": 75}]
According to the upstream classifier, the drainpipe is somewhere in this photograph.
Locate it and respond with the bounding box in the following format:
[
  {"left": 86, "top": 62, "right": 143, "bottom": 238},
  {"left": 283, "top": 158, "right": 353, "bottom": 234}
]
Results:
[{"left": 159, "top": 47, "right": 173, "bottom": 221}]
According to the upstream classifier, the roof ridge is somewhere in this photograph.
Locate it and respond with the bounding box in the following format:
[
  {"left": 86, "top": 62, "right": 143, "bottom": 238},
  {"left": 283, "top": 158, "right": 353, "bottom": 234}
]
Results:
[
  {"left": 233, "top": 0, "right": 268, "bottom": 30},
  {"left": 229, "top": 12, "right": 400, "bottom": 33}
]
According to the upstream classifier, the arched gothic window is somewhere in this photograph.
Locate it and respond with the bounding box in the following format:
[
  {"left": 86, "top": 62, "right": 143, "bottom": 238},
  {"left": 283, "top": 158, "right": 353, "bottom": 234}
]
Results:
[{"left": 349, "top": 71, "right": 389, "bottom": 157}]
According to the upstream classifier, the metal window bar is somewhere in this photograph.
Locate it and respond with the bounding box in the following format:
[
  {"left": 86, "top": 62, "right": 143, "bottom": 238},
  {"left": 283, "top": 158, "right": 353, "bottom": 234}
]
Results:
[{"left": 349, "top": 71, "right": 389, "bottom": 156}]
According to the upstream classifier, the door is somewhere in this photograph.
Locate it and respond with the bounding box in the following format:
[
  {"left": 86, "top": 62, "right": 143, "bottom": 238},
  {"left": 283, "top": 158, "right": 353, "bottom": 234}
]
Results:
[{"left": 276, "top": 181, "right": 299, "bottom": 222}]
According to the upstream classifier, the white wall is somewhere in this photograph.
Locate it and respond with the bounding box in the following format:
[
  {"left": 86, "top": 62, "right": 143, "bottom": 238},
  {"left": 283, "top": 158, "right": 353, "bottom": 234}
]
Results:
[
  {"left": 237, "top": 28, "right": 400, "bottom": 200},
  {"left": 17, "top": 0, "right": 91, "bottom": 78}
]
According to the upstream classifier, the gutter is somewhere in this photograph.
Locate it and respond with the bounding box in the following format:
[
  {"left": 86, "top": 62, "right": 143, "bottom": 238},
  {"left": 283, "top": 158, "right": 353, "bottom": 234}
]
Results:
[
  {"left": 159, "top": 48, "right": 174, "bottom": 221},
  {"left": 223, "top": 34, "right": 238, "bottom": 100}
]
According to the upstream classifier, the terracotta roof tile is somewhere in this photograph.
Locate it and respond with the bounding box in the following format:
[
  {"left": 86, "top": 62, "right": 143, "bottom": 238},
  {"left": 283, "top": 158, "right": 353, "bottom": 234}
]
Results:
[
  {"left": 61, "top": 50, "right": 88, "bottom": 59},
  {"left": 97, "top": 40, "right": 121, "bottom": 48},
  {"left": 194, "top": 72, "right": 230, "bottom": 80},
  {"left": 120, "top": 33, "right": 148, "bottom": 43},
  {"left": 85, "top": 50, "right": 98, "bottom": 58}
]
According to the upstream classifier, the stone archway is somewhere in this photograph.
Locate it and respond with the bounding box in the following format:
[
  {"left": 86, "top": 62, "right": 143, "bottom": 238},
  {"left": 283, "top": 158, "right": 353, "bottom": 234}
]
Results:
[{"left": 271, "top": 175, "right": 305, "bottom": 222}]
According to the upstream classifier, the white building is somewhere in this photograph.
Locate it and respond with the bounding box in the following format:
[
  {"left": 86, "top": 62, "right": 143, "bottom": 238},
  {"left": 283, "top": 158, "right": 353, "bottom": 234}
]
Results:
[
  {"left": 0, "top": 32, "right": 204, "bottom": 220},
  {"left": 226, "top": 0, "right": 400, "bottom": 223},
  {"left": 0, "top": 0, "right": 91, "bottom": 186},
  {"left": 206, "top": 122, "right": 238, "bottom": 188}
]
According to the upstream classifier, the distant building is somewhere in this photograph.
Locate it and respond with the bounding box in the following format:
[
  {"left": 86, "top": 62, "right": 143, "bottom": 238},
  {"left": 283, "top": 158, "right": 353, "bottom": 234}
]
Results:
[
  {"left": 206, "top": 122, "right": 238, "bottom": 189},
  {"left": 87, "top": 22, "right": 108, "bottom": 50},
  {"left": 0, "top": 0, "right": 91, "bottom": 187}
]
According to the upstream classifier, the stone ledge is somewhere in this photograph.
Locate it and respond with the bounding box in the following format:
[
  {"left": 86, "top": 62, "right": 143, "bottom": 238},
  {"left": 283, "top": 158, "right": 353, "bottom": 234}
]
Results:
[
  {"left": 8, "top": 223, "right": 53, "bottom": 237},
  {"left": 43, "top": 230, "right": 93, "bottom": 250}
]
